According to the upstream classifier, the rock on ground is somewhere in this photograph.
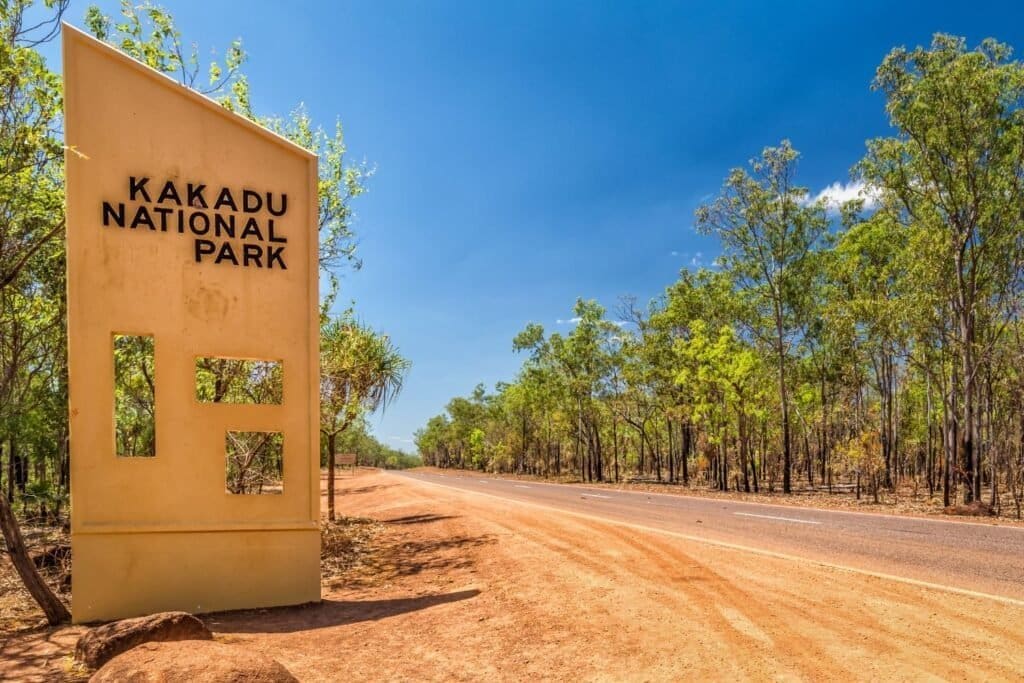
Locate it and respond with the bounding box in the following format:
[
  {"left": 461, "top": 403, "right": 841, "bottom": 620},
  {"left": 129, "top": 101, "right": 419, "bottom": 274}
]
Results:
[
  {"left": 76, "top": 611, "right": 212, "bottom": 669},
  {"left": 90, "top": 640, "right": 298, "bottom": 682}
]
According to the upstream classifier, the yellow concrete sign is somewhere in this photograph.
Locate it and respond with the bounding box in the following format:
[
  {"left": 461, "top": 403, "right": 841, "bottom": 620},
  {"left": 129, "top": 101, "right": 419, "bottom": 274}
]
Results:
[{"left": 64, "top": 24, "right": 320, "bottom": 623}]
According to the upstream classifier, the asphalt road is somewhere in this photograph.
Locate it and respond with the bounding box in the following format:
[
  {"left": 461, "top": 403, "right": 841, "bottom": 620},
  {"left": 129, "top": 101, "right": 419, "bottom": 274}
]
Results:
[{"left": 391, "top": 470, "right": 1024, "bottom": 603}]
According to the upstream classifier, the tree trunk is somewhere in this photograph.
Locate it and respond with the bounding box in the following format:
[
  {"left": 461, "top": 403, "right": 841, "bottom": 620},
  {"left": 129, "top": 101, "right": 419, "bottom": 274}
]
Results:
[
  {"left": 638, "top": 425, "right": 645, "bottom": 476},
  {"left": 774, "top": 306, "right": 792, "bottom": 494},
  {"left": 720, "top": 439, "right": 728, "bottom": 492},
  {"left": 612, "top": 417, "right": 620, "bottom": 483},
  {"left": 327, "top": 432, "right": 337, "bottom": 521},
  {"left": 925, "top": 374, "right": 934, "bottom": 497},
  {"left": 739, "top": 413, "right": 751, "bottom": 493},
  {"left": 0, "top": 491, "right": 70, "bottom": 624},
  {"left": 957, "top": 286, "right": 979, "bottom": 503},
  {"left": 667, "top": 417, "right": 675, "bottom": 484},
  {"left": 681, "top": 421, "right": 690, "bottom": 486}
]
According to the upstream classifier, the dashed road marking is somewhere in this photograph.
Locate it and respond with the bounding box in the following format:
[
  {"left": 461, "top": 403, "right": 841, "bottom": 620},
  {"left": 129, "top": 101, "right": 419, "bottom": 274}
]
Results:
[
  {"left": 581, "top": 494, "right": 612, "bottom": 499},
  {"left": 735, "top": 512, "right": 821, "bottom": 525}
]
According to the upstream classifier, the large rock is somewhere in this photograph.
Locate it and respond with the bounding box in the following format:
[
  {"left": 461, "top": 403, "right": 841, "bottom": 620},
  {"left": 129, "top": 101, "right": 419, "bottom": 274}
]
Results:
[
  {"left": 90, "top": 640, "right": 297, "bottom": 682},
  {"left": 76, "top": 611, "right": 212, "bottom": 669}
]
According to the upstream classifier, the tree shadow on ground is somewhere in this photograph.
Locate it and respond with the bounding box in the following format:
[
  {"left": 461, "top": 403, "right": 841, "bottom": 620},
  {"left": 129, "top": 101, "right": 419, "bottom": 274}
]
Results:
[
  {"left": 0, "top": 625, "right": 87, "bottom": 682},
  {"left": 383, "top": 513, "right": 459, "bottom": 525},
  {"left": 205, "top": 589, "right": 481, "bottom": 634},
  {"left": 326, "top": 532, "right": 496, "bottom": 590},
  {"left": 333, "top": 484, "right": 397, "bottom": 496}
]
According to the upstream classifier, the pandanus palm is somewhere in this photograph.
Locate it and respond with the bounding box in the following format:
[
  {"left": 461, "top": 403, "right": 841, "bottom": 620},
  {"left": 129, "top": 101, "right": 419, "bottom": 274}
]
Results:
[{"left": 321, "top": 314, "right": 409, "bottom": 520}]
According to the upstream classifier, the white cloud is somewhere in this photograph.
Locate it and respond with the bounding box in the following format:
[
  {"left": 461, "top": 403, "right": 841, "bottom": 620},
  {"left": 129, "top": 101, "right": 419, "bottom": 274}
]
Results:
[
  {"left": 556, "top": 317, "right": 632, "bottom": 327},
  {"left": 808, "top": 180, "right": 880, "bottom": 212},
  {"left": 670, "top": 250, "right": 679, "bottom": 256},
  {"left": 388, "top": 435, "right": 414, "bottom": 444},
  {"left": 689, "top": 251, "right": 703, "bottom": 267}
]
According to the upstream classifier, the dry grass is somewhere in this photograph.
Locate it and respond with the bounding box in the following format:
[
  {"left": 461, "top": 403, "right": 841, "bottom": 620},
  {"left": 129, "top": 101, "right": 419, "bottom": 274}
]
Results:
[{"left": 320, "top": 515, "right": 385, "bottom": 581}]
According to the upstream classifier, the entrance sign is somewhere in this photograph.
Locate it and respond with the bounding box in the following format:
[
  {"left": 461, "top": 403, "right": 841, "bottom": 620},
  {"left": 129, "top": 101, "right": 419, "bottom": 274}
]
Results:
[
  {"left": 335, "top": 453, "right": 357, "bottom": 467},
  {"left": 64, "top": 25, "right": 320, "bottom": 622}
]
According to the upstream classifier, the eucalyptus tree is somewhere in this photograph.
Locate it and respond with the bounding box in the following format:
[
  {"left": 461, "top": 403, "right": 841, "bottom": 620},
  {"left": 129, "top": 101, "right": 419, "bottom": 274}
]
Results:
[
  {"left": 675, "top": 320, "right": 767, "bottom": 491},
  {"left": 860, "top": 35, "right": 1024, "bottom": 502},
  {"left": 696, "top": 148, "right": 828, "bottom": 494},
  {"left": 444, "top": 385, "right": 492, "bottom": 469},
  {"left": 0, "top": 0, "right": 70, "bottom": 625},
  {"left": 415, "top": 414, "right": 454, "bottom": 468},
  {"left": 609, "top": 310, "right": 663, "bottom": 480},
  {"left": 514, "top": 300, "right": 619, "bottom": 481},
  {"left": 829, "top": 212, "right": 911, "bottom": 487},
  {"left": 519, "top": 365, "right": 566, "bottom": 476}
]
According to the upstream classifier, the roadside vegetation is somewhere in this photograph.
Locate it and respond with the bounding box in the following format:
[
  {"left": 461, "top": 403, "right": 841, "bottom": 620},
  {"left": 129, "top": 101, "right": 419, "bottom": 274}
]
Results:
[
  {"left": 0, "top": 0, "right": 410, "bottom": 626},
  {"left": 418, "top": 35, "right": 1024, "bottom": 519}
]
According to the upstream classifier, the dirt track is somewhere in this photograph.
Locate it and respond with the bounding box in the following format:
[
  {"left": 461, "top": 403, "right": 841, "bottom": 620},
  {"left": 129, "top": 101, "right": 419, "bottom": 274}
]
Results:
[{"left": 5, "top": 468, "right": 1024, "bottom": 681}]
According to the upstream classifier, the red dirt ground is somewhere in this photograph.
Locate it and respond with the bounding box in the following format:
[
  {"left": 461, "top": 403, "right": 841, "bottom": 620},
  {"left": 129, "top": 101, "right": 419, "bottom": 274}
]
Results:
[{"left": 3, "top": 468, "right": 1024, "bottom": 681}]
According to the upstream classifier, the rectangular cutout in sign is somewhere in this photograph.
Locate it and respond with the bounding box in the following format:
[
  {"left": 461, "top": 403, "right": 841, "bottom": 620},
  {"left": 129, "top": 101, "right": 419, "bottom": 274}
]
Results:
[
  {"left": 195, "top": 357, "right": 283, "bottom": 404},
  {"left": 226, "top": 431, "right": 283, "bottom": 495},
  {"left": 114, "top": 334, "right": 156, "bottom": 457}
]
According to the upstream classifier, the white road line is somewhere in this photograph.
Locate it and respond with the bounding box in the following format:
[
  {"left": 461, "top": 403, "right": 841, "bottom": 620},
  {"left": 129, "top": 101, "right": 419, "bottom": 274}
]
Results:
[
  {"left": 581, "top": 494, "right": 612, "bottom": 499},
  {"left": 421, "top": 472, "right": 1024, "bottom": 532},
  {"left": 514, "top": 485, "right": 532, "bottom": 489},
  {"left": 735, "top": 512, "right": 821, "bottom": 525},
  {"left": 479, "top": 479, "right": 489, "bottom": 483}
]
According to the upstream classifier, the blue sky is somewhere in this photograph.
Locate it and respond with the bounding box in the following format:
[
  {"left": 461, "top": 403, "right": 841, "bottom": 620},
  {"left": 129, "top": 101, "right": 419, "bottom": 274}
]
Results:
[{"left": 49, "top": 1, "right": 1024, "bottom": 452}]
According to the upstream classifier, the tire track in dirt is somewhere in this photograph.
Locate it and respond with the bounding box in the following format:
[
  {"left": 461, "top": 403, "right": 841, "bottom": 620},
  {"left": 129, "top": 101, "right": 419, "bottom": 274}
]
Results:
[
  {"left": 481, "top": 498, "right": 860, "bottom": 680},
  {"left": 606, "top": 524, "right": 1002, "bottom": 680},
  {"left": 487, "top": 511, "right": 780, "bottom": 679},
  {"left": 403, "top": 471, "right": 1024, "bottom": 681}
]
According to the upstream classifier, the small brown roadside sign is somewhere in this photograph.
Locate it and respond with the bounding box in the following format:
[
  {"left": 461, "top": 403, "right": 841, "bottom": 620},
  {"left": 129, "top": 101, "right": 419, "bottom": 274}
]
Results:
[{"left": 335, "top": 453, "right": 357, "bottom": 467}]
